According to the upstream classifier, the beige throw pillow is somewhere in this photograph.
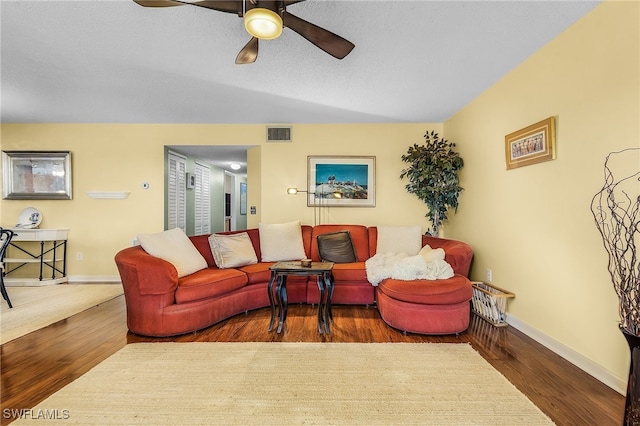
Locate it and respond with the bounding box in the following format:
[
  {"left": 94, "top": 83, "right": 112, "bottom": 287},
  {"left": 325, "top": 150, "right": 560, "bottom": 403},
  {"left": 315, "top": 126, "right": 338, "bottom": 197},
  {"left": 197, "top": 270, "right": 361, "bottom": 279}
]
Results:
[
  {"left": 259, "top": 220, "right": 306, "bottom": 262},
  {"left": 376, "top": 226, "right": 422, "bottom": 255},
  {"left": 137, "top": 228, "right": 207, "bottom": 277},
  {"left": 208, "top": 232, "right": 258, "bottom": 269}
]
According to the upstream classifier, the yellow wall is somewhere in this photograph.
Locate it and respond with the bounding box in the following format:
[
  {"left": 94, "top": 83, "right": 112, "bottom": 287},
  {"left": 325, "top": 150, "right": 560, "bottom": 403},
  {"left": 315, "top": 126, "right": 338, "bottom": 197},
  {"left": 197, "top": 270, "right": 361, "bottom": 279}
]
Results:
[
  {"left": 1, "top": 123, "right": 439, "bottom": 278},
  {"left": 444, "top": 1, "right": 639, "bottom": 390},
  {"left": 256, "top": 124, "right": 442, "bottom": 227}
]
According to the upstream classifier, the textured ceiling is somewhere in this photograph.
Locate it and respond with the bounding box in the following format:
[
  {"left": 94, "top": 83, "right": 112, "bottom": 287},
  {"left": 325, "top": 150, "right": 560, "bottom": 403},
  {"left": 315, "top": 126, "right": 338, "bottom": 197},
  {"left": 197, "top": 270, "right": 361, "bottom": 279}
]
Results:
[{"left": 1, "top": 0, "right": 600, "bottom": 172}]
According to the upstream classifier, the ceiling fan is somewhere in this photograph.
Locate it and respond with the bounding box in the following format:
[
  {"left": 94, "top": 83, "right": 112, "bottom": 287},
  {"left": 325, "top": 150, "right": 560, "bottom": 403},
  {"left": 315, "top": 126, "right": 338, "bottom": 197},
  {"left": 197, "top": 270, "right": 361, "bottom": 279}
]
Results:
[{"left": 133, "top": 0, "right": 355, "bottom": 64}]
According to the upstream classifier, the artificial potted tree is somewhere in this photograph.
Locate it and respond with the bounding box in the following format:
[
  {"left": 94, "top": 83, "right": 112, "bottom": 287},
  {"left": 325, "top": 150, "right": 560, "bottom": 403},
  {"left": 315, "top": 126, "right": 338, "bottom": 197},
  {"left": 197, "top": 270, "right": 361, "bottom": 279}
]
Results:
[
  {"left": 591, "top": 148, "right": 639, "bottom": 425},
  {"left": 400, "top": 130, "right": 464, "bottom": 236}
]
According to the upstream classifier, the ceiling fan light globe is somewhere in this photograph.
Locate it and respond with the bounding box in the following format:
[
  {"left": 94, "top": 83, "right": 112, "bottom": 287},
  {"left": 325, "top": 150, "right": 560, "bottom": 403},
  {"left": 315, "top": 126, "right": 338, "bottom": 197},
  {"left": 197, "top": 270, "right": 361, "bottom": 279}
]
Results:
[{"left": 244, "top": 8, "right": 283, "bottom": 40}]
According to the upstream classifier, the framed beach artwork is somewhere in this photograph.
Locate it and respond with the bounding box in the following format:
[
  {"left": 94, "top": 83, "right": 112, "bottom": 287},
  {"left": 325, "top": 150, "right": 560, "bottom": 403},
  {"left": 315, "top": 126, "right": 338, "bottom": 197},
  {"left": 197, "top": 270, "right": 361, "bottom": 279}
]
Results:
[
  {"left": 307, "top": 156, "right": 375, "bottom": 207},
  {"left": 505, "top": 117, "right": 556, "bottom": 170},
  {"left": 2, "top": 151, "right": 73, "bottom": 200}
]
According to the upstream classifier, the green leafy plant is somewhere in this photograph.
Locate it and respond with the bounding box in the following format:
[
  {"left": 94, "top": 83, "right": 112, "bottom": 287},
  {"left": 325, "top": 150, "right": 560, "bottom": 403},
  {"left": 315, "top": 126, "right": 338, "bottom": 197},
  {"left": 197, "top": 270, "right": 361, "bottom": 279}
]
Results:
[{"left": 400, "top": 131, "right": 464, "bottom": 236}]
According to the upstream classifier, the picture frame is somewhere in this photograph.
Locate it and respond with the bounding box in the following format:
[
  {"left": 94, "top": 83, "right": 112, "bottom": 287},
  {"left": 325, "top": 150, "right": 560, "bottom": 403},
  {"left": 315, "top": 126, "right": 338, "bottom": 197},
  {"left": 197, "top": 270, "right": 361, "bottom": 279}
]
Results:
[
  {"left": 239, "top": 182, "right": 247, "bottom": 215},
  {"left": 505, "top": 117, "right": 556, "bottom": 170},
  {"left": 2, "top": 151, "right": 72, "bottom": 200},
  {"left": 307, "top": 156, "right": 375, "bottom": 207}
]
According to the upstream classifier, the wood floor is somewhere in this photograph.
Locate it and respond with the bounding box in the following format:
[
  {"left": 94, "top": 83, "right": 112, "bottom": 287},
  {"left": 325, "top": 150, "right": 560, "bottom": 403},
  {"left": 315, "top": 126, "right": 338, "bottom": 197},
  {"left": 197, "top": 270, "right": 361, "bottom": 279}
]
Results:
[{"left": 0, "top": 295, "right": 625, "bottom": 425}]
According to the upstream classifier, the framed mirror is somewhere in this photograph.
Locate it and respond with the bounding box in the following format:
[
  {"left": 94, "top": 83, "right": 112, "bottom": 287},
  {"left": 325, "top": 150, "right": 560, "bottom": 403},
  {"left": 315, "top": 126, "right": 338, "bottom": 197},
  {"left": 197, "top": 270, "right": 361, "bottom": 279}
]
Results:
[{"left": 2, "top": 151, "right": 72, "bottom": 200}]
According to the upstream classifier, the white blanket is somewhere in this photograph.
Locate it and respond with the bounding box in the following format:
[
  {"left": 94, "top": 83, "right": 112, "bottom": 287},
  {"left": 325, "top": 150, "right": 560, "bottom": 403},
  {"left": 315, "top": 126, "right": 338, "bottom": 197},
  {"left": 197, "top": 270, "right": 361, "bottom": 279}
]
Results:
[{"left": 365, "top": 252, "right": 454, "bottom": 286}]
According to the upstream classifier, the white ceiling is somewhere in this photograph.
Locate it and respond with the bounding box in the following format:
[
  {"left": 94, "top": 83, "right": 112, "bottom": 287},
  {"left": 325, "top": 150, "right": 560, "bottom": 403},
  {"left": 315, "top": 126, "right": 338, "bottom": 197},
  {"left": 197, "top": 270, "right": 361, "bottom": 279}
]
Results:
[{"left": 1, "top": 0, "right": 600, "bottom": 172}]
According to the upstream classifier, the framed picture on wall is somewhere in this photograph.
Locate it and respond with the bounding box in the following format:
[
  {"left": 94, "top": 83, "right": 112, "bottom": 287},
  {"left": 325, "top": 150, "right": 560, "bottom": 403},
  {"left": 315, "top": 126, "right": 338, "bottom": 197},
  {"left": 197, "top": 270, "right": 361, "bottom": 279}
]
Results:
[
  {"left": 2, "top": 151, "right": 73, "bottom": 200},
  {"left": 307, "top": 156, "right": 376, "bottom": 207},
  {"left": 239, "top": 182, "right": 247, "bottom": 215},
  {"left": 505, "top": 117, "right": 556, "bottom": 170}
]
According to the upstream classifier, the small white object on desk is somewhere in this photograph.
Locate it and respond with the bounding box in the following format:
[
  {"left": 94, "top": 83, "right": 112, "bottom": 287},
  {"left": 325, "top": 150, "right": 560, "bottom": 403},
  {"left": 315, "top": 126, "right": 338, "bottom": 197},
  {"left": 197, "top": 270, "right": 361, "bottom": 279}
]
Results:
[{"left": 16, "top": 207, "right": 42, "bottom": 229}]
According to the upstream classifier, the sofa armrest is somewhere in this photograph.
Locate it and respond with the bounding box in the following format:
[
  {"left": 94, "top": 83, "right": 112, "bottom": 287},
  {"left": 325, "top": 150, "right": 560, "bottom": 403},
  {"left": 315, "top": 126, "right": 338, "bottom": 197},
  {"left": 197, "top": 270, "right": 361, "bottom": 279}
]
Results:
[{"left": 115, "top": 246, "right": 179, "bottom": 296}]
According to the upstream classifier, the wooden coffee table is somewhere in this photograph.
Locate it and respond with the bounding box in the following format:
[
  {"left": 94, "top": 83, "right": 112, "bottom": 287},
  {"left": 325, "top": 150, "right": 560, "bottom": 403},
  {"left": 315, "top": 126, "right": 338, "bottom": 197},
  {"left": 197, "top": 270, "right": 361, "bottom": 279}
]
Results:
[{"left": 267, "top": 261, "right": 334, "bottom": 334}]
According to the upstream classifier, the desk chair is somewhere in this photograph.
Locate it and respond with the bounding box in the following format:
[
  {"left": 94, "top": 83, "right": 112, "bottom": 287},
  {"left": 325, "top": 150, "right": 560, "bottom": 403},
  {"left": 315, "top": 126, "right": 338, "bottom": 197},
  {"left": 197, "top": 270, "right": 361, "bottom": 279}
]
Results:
[{"left": 0, "top": 228, "right": 14, "bottom": 308}]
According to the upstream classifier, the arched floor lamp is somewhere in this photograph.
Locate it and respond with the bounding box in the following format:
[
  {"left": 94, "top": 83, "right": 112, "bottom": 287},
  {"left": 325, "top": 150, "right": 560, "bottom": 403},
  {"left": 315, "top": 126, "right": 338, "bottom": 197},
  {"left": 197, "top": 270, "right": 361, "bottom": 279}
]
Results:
[{"left": 287, "top": 187, "right": 342, "bottom": 225}]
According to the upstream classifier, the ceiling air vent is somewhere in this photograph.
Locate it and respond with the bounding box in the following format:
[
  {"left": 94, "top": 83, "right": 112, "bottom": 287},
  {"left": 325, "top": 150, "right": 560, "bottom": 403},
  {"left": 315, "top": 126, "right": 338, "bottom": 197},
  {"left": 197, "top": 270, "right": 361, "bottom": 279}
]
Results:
[{"left": 266, "top": 126, "right": 292, "bottom": 143}]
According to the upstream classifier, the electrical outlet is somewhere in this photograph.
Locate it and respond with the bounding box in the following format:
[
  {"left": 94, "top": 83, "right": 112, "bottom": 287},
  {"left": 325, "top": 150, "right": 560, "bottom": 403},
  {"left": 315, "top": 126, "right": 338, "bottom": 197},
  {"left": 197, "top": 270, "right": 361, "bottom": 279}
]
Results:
[
  {"left": 76, "top": 252, "right": 83, "bottom": 261},
  {"left": 486, "top": 268, "right": 492, "bottom": 282}
]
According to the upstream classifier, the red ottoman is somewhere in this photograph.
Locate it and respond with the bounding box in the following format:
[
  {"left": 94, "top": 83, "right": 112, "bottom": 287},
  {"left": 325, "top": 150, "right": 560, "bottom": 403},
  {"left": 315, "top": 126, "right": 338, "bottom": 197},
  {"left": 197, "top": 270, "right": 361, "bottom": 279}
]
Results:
[{"left": 376, "top": 274, "right": 472, "bottom": 335}]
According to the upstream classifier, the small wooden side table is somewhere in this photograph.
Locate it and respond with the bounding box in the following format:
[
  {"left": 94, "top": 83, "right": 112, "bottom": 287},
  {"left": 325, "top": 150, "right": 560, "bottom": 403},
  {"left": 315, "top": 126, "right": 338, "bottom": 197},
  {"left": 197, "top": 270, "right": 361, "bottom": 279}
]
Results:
[{"left": 267, "top": 261, "right": 334, "bottom": 334}]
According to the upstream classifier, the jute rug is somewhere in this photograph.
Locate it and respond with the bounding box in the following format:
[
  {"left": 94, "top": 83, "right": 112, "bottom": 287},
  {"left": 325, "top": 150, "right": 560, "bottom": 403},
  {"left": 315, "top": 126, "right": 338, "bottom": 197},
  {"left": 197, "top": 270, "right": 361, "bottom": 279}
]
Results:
[
  {"left": 12, "top": 342, "right": 555, "bottom": 425},
  {"left": 0, "top": 284, "right": 123, "bottom": 344}
]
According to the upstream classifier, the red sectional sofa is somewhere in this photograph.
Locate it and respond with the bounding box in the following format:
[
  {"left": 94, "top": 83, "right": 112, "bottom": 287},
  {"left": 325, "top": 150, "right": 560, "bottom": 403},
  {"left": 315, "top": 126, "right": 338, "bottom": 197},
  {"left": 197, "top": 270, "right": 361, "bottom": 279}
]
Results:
[{"left": 114, "top": 224, "right": 473, "bottom": 337}]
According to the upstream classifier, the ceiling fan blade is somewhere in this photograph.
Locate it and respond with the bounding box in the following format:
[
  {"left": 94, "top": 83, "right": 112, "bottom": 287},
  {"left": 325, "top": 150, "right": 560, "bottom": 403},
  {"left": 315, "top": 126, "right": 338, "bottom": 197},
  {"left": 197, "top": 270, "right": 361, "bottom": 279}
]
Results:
[
  {"left": 282, "top": 11, "right": 354, "bottom": 59},
  {"left": 284, "top": 0, "right": 306, "bottom": 6},
  {"left": 134, "top": 0, "right": 241, "bottom": 14},
  {"left": 189, "top": 1, "right": 241, "bottom": 14},
  {"left": 133, "top": 0, "right": 185, "bottom": 7},
  {"left": 236, "top": 37, "right": 259, "bottom": 64}
]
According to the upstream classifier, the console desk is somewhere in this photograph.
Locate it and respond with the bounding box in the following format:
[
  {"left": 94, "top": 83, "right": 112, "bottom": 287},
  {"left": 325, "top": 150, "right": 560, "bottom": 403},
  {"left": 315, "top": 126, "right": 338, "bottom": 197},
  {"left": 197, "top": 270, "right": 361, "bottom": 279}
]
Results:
[{"left": 4, "top": 228, "right": 69, "bottom": 286}]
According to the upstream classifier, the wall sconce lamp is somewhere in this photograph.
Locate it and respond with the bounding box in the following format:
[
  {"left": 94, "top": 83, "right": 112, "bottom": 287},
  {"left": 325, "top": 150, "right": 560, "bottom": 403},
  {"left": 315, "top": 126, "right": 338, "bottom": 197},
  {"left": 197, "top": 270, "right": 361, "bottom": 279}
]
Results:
[{"left": 287, "top": 187, "right": 305, "bottom": 195}]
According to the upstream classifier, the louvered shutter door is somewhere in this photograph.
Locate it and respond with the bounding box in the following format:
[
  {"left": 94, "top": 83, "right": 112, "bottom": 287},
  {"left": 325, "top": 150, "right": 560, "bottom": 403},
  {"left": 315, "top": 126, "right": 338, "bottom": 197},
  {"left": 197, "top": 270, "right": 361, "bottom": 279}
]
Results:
[
  {"left": 194, "top": 162, "right": 211, "bottom": 235},
  {"left": 167, "top": 152, "right": 187, "bottom": 232}
]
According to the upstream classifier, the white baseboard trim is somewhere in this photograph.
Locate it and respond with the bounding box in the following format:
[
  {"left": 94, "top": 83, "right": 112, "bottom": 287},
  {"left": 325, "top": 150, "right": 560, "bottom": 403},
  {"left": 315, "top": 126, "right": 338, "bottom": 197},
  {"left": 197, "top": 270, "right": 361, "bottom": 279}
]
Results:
[
  {"left": 507, "top": 314, "right": 626, "bottom": 395},
  {"left": 67, "top": 275, "right": 122, "bottom": 284}
]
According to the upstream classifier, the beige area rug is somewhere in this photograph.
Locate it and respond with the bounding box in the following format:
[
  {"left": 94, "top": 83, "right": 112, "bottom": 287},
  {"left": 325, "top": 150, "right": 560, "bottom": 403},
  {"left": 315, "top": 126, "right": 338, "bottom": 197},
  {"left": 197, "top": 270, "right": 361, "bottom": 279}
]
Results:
[
  {"left": 13, "top": 342, "right": 555, "bottom": 425},
  {"left": 0, "top": 284, "right": 123, "bottom": 344}
]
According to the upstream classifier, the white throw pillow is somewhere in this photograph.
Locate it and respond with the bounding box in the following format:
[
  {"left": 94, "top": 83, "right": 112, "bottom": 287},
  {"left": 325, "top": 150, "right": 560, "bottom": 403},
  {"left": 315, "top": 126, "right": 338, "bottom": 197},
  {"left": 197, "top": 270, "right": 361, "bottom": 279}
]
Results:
[
  {"left": 259, "top": 220, "right": 306, "bottom": 262},
  {"left": 419, "top": 244, "right": 446, "bottom": 263},
  {"left": 208, "top": 232, "right": 258, "bottom": 269},
  {"left": 376, "top": 226, "right": 422, "bottom": 255},
  {"left": 137, "top": 228, "right": 207, "bottom": 278}
]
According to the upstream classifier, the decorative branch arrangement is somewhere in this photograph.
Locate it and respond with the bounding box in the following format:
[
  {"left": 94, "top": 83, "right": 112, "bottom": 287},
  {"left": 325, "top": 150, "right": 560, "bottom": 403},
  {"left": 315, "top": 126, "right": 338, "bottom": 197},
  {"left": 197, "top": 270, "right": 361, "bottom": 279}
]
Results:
[{"left": 591, "top": 148, "right": 640, "bottom": 336}]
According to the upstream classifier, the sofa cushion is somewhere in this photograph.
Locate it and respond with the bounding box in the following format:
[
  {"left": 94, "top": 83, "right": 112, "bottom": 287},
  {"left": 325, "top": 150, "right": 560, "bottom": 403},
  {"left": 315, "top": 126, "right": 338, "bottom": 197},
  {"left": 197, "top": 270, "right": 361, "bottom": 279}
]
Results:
[
  {"left": 376, "top": 226, "right": 422, "bottom": 255},
  {"left": 189, "top": 234, "right": 216, "bottom": 267},
  {"left": 377, "top": 275, "right": 472, "bottom": 305},
  {"left": 316, "top": 231, "right": 357, "bottom": 263},
  {"left": 208, "top": 232, "right": 258, "bottom": 269},
  {"left": 238, "top": 262, "right": 274, "bottom": 285},
  {"left": 331, "top": 262, "right": 368, "bottom": 282},
  {"left": 259, "top": 220, "right": 306, "bottom": 262},
  {"left": 175, "top": 268, "right": 248, "bottom": 304},
  {"left": 137, "top": 228, "right": 207, "bottom": 278}
]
